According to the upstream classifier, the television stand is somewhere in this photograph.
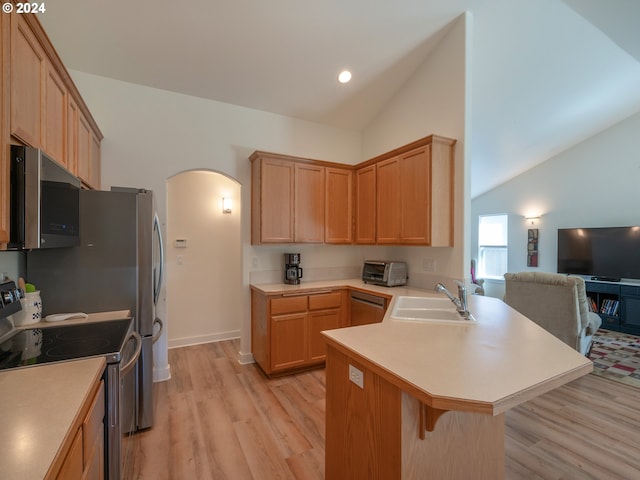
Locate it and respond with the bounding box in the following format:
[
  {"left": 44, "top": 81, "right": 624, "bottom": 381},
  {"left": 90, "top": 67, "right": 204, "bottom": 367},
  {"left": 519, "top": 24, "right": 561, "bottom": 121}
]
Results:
[{"left": 590, "top": 276, "right": 621, "bottom": 282}]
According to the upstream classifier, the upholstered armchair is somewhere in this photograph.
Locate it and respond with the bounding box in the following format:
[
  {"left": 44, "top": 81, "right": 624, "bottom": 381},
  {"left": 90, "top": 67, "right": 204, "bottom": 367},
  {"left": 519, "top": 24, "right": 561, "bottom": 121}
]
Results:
[{"left": 504, "top": 272, "right": 602, "bottom": 355}]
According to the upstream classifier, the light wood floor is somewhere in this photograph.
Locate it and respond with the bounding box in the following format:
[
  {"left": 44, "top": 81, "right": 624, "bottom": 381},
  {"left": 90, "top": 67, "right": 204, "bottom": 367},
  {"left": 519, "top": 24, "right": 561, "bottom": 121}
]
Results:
[{"left": 131, "top": 340, "right": 640, "bottom": 479}]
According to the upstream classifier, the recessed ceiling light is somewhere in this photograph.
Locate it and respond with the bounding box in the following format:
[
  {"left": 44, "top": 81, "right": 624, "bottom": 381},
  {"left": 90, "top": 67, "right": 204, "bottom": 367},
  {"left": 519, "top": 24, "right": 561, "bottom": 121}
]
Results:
[{"left": 337, "top": 70, "right": 352, "bottom": 84}]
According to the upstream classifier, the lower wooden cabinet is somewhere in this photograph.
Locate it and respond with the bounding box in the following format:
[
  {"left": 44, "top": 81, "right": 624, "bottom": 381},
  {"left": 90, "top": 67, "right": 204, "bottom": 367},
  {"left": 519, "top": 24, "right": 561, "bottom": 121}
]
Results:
[
  {"left": 51, "top": 379, "right": 105, "bottom": 480},
  {"left": 251, "top": 288, "right": 346, "bottom": 376}
]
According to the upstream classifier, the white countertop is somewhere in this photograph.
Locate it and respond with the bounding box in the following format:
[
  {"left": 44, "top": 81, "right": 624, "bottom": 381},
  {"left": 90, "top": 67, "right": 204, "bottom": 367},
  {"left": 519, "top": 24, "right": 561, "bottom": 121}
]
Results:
[
  {"left": 0, "top": 357, "right": 106, "bottom": 479},
  {"left": 251, "top": 279, "right": 593, "bottom": 415}
]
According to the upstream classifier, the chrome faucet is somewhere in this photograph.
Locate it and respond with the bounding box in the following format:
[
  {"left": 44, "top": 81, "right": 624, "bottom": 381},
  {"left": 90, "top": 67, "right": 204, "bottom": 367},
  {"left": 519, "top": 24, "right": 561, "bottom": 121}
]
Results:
[{"left": 435, "top": 281, "right": 471, "bottom": 319}]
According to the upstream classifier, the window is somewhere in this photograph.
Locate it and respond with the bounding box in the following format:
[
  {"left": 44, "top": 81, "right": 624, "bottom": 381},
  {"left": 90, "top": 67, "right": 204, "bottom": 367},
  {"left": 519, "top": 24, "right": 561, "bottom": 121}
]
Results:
[{"left": 478, "top": 214, "right": 508, "bottom": 280}]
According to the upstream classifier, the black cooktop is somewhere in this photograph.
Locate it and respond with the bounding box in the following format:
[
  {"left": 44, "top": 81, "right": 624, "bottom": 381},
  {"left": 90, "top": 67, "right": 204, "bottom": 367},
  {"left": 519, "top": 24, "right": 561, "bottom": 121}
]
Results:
[{"left": 0, "top": 318, "right": 133, "bottom": 370}]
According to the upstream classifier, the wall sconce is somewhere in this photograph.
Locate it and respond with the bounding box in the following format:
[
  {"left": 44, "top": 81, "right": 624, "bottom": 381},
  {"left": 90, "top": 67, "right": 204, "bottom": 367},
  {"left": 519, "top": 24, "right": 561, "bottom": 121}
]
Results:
[
  {"left": 524, "top": 215, "right": 540, "bottom": 225},
  {"left": 222, "top": 197, "right": 232, "bottom": 214}
]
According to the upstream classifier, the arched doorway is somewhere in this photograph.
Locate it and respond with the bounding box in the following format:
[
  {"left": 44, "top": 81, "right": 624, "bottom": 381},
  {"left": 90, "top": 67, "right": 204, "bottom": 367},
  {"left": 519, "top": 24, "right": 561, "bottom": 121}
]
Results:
[{"left": 166, "top": 170, "right": 242, "bottom": 346}]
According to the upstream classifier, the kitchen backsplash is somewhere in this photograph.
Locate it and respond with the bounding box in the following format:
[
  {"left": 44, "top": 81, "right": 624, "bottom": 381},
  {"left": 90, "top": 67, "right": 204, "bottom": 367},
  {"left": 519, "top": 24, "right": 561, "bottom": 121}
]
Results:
[{"left": 250, "top": 265, "right": 361, "bottom": 285}]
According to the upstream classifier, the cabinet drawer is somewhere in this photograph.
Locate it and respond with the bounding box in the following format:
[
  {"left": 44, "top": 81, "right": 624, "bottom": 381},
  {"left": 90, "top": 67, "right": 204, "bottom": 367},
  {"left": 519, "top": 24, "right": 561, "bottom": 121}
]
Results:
[
  {"left": 586, "top": 282, "right": 620, "bottom": 294},
  {"left": 83, "top": 381, "right": 105, "bottom": 469},
  {"left": 271, "top": 295, "right": 308, "bottom": 315},
  {"left": 309, "top": 292, "right": 342, "bottom": 311},
  {"left": 621, "top": 285, "right": 640, "bottom": 296}
]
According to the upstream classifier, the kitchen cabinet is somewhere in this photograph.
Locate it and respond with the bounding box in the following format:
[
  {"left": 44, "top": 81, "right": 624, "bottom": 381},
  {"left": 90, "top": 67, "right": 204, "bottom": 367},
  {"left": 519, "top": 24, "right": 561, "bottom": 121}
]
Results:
[
  {"left": 67, "top": 96, "right": 79, "bottom": 174},
  {"left": 375, "top": 136, "right": 455, "bottom": 246},
  {"left": 44, "top": 62, "right": 67, "bottom": 166},
  {"left": 251, "top": 154, "right": 295, "bottom": 243},
  {"left": 10, "top": 13, "right": 44, "bottom": 148},
  {"left": 250, "top": 151, "right": 354, "bottom": 245},
  {"left": 251, "top": 287, "right": 346, "bottom": 376},
  {"left": 52, "top": 379, "right": 105, "bottom": 480},
  {"left": 325, "top": 167, "right": 353, "bottom": 244},
  {"left": 0, "top": 14, "right": 8, "bottom": 244},
  {"left": 375, "top": 156, "right": 401, "bottom": 243},
  {"left": 250, "top": 135, "right": 454, "bottom": 247},
  {"left": 354, "top": 164, "right": 376, "bottom": 244},
  {"left": 294, "top": 162, "right": 325, "bottom": 243}
]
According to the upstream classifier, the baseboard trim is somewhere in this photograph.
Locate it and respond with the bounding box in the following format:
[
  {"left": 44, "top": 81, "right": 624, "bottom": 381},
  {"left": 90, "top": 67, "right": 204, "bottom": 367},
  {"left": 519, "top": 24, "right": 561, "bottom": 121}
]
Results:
[
  {"left": 168, "top": 330, "right": 240, "bottom": 349},
  {"left": 153, "top": 364, "right": 171, "bottom": 383},
  {"left": 237, "top": 351, "right": 255, "bottom": 365}
]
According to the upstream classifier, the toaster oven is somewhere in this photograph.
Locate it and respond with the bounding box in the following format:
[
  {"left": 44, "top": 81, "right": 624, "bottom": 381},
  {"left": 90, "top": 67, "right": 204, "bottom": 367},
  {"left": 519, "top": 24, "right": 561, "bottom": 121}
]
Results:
[{"left": 362, "top": 261, "right": 408, "bottom": 287}]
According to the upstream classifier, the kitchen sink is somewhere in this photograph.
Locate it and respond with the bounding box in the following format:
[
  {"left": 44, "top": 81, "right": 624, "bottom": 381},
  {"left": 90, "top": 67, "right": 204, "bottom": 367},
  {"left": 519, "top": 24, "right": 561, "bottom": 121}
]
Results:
[{"left": 390, "top": 296, "right": 475, "bottom": 324}]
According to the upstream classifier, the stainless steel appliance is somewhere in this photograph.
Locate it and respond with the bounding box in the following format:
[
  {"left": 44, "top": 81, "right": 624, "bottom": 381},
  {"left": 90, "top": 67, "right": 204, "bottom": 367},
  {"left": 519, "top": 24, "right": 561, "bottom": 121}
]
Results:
[
  {"left": 362, "top": 260, "right": 408, "bottom": 287},
  {"left": 284, "top": 252, "right": 303, "bottom": 285},
  {"left": 9, "top": 145, "right": 81, "bottom": 250},
  {"left": 350, "top": 290, "right": 387, "bottom": 326},
  {"left": 0, "top": 294, "right": 141, "bottom": 480},
  {"left": 26, "top": 188, "right": 164, "bottom": 434}
]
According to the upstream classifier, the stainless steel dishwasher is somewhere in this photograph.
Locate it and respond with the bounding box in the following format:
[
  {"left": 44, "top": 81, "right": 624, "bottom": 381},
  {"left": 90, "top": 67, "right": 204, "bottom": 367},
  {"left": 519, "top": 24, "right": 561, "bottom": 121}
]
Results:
[{"left": 350, "top": 290, "right": 387, "bottom": 326}]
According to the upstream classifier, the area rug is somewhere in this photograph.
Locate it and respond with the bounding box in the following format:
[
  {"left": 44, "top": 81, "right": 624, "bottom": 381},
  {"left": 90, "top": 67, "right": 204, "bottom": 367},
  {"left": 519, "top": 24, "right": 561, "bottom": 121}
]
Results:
[{"left": 588, "top": 329, "right": 640, "bottom": 388}]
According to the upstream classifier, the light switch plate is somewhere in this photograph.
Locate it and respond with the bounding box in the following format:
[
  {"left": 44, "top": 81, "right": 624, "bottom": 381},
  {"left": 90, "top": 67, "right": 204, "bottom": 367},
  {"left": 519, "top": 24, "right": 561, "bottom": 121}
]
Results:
[{"left": 349, "top": 364, "right": 364, "bottom": 389}]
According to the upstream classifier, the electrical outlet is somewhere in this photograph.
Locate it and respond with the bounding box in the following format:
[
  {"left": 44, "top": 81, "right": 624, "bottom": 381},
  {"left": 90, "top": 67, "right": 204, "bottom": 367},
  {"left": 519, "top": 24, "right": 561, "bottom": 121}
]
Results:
[
  {"left": 422, "top": 258, "right": 436, "bottom": 272},
  {"left": 349, "top": 364, "right": 364, "bottom": 389}
]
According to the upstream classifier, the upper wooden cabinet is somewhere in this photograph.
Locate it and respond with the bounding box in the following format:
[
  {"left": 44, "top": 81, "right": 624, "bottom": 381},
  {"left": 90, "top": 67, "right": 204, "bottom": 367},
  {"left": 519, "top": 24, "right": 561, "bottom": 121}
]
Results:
[
  {"left": 0, "top": 14, "right": 8, "bottom": 243},
  {"left": 354, "top": 164, "right": 376, "bottom": 244},
  {"left": 376, "top": 156, "right": 401, "bottom": 244},
  {"left": 10, "top": 14, "right": 44, "bottom": 148},
  {"left": 251, "top": 151, "right": 353, "bottom": 245},
  {"left": 43, "top": 62, "right": 67, "bottom": 165},
  {"left": 325, "top": 167, "right": 353, "bottom": 244},
  {"left": 294, "top": 163, "right": 325, "bottom": 243},
  {"left": 251, "top": 154, "right": 295, "bottom": 244},
  {"left": 374, "top": 136, "right": 455, "bottom": 246}
]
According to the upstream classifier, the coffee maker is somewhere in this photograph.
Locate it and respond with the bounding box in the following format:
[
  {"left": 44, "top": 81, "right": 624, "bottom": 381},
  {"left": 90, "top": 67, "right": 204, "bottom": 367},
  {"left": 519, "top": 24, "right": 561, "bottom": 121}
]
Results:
[{"left": 284, "top": 253, "right": 303, "bottom": 285}]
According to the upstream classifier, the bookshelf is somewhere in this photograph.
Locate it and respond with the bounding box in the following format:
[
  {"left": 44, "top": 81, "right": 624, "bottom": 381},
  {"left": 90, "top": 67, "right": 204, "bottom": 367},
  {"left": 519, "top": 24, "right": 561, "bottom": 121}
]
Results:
[{"left": 585, "top": 280, "right": 640, "bottom": 335}]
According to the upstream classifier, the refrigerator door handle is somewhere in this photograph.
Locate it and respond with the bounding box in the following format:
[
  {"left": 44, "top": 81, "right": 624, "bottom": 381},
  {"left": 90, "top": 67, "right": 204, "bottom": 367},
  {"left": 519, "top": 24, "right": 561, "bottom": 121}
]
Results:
[
  {"left": 152, "top": 317, "right": 164, "bottom": 344},
  {"left": 153, "top": 213, "right": 164, "bottom": 306}
]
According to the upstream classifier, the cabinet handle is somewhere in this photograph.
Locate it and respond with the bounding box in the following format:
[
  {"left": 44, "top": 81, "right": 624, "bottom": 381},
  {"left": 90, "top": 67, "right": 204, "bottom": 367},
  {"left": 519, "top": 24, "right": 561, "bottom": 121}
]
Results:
[{"left": 282, "top": 289, "right": 333, "bottom": 297}]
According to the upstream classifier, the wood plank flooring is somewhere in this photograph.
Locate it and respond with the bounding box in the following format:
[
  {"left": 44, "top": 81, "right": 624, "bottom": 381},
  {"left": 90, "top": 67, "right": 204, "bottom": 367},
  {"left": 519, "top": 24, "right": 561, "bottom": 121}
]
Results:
[{"left": 131, "top": 340, "right": 640, "bottom": 479}]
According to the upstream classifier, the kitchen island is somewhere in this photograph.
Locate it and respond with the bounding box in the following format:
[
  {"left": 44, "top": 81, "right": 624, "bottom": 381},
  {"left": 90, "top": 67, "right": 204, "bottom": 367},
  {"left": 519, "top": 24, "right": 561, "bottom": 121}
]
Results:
[
  {"left": 320, "top": 286, "right": 592, "bottom": 479},
  {"left": 0, "top": 357, "right": 106, "bottom": 479}
]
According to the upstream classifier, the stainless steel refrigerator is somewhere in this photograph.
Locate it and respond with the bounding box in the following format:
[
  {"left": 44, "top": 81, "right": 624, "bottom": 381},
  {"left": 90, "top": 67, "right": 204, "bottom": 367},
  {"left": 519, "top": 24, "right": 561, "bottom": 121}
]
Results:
[{"left": 27, "top": 187, "right": 164, "bottom": 431}]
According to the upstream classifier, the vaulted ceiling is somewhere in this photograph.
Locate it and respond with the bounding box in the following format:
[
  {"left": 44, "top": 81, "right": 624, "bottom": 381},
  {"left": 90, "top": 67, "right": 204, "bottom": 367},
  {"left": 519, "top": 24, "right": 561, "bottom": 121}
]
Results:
[{"left": 39, "top": 0, "right": 640, "bottom": 198}]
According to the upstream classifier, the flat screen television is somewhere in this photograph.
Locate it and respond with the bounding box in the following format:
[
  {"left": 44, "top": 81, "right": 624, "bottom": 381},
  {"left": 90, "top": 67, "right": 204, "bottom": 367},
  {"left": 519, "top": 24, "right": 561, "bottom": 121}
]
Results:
[{"left": 557, "top": 226, "right": 640, "bottom": 281}]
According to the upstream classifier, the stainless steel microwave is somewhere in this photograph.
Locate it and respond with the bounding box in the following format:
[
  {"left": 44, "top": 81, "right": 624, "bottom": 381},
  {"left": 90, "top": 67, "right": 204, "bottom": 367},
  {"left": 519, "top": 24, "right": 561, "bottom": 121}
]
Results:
[{"left": 9, "top": 145, "right": 81, "bottom": 249}]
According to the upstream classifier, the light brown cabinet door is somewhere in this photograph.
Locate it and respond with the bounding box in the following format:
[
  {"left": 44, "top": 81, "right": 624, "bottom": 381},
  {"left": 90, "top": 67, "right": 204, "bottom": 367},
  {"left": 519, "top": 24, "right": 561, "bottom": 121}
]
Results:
[
  {"left": 376, "top": 157, "right": 401, "bottom": 244},
  {"left": 10, "top": 14, "right": 45, "bottom": 147},
  {"left": 271, "top": 312, "right": 308, "bottom": 372},
  {"left": 399, "top": 145, "right": 430, "bottom": 244},
  {"left": 89, "top": 133, "right": 101, "bottom": 189},
  {"left": 325, "top": 167, "right": 353, "bottom": 244},
  {"left": 355, "top": 165, "right": 376, "bottom": 244},
  {"left": 308, "top": 309, "right": 341, "bottom": 361},
  {"left": 43, "top": 63, "right": 67, "bottom": 166},
  {"left": 0, "top": 15, "right": 9, "bottom": 244},
  {"left": 77, "top": 112, "right": 91, "bottom": 185},
  {"left": 255, "top": 158, "right": 295, "bottom": 243},
  {"left": 66, "top": 96, "right": 78, "bottom": 175},
  {"left": 294, "top": 163, "right": 325, "bottom": 243}
]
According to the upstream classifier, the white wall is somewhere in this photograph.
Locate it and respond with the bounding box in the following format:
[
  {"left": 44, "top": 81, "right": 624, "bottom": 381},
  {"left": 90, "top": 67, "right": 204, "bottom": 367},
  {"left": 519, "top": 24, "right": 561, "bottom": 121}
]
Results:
[
  {"left": 361, "top": 13, "right": 471, "bottom": 290},
  {"left": 471, "top": 111, "right": 640, "bottom": 298},
  {"left": 166, "top": 170, "right": 241, "bottom": 348},
  {"left": 70, "top": 70, "right": 362, "bottom": 375}
]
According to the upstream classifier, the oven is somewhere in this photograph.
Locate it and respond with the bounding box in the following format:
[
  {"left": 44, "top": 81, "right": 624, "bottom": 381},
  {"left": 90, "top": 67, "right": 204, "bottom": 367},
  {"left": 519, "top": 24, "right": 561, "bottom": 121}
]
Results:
[{"left": 0, "top": 279, "right": 140, "bottom": 480}]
